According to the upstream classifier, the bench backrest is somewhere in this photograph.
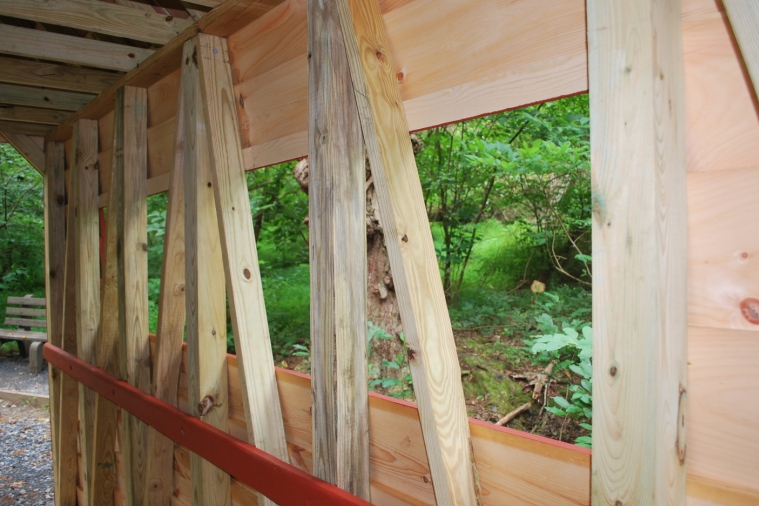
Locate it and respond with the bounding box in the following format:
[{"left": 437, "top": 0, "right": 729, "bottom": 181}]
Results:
[{"left": 5, "top": 295, "right": 47, "bottom": 330}]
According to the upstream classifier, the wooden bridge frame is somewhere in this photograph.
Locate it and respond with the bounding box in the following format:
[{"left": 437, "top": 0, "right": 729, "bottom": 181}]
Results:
[{"left": 3, "top": 0, "right": 758, "bottom": 504}]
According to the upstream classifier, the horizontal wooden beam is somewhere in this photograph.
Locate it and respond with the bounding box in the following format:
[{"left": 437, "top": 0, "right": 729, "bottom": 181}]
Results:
[
  {"left": 0, "top": 56, "right": 121, "bottom": 94},
  {"left": 43, "top": 343, "right": 373, "bottom": 506},
  {"left": 0, "top": 83, "right": 94, "bottom": 111},
  {"left": 0, "top": 24, "right": 154, "bottom": 72},
  {"left": 0, "top": 0, "right": 193, "bottom": 45},
  {"left": 0, "top": 105, "right": 70, "bottom": 125},
  {"left": 0, "top": 120, "right": 53, "bottom": 136},
  {"left": 46, "top": 0, "right": 286, "bottom": 141},
  {"left": 3, "top": 132, "right": 45, "bottom": 174}
]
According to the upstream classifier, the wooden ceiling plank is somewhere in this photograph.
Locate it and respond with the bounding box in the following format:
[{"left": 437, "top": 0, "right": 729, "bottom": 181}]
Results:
[
  {"left": 0, "top": 121, "right": 53, "bottom": 136},
  {"left": 3, "top": 132, "right": 45, "bottom": 174},
  {"left": 0, "top": 105, "right": 70, "bottom": 125},
  {"left": 0, "top": 24, "right": 154, "bottom": 72},
  {"left": 47, "top": 0, "right": 287, "bottom": 142},
  {"left": 0, "top": 0, "right": 193, "bottom": 45},
  {"left": 0, "top": 83, "right": 95, "bottom": 111},
  {"left": 0, "top": 56, "right": 120, "bottom": 94}
]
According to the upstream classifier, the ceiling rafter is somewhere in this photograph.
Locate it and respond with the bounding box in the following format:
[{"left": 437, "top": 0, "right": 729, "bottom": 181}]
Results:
[
  {"left": 0, "top": 23, "right": 154, "bottom": 72},
  {"left": 0, "top": 120, "right": 52, "bottom": 136},
  {"left": 0, "top": 0, "right": 193, "bottom": 44},
  {"left": 0, "top": 105, "right": 70, "bottom": 125}
]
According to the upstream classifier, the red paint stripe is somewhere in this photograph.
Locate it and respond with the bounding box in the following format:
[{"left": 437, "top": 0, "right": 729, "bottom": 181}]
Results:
[{"left": 44, "top": 343, "right": 372, "bottom": 506}]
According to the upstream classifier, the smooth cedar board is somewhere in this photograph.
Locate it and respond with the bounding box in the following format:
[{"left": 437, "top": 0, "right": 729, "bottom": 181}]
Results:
[
  {"left": 195, "top": 33, "right": 289, "bottom": 506},
  {"left": 308, "top": 0, "right": 370, "bottom": 497},
  {"left": 181, "top": 36, "right": 232, "bottom": 506}
]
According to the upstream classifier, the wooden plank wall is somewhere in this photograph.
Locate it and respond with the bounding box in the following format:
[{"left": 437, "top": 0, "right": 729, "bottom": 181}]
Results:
[{"left": 45, "top": 0, "right": 759, "bottom": 503}]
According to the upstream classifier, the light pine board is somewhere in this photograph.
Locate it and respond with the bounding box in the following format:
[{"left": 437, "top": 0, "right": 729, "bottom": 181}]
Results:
[
  {"left": 587, "top": 0, "right": 689, "bottom": 504},
  {"left": 194, "top": 33, "right": 289, "bottom": 506},
  {"left": 57, "top": 192, "right": 80, "bottom": 506},
  {"left": 181, "top": 36, "right": 232, "bottom": 506},
  {"left": 723, "top": 0, "right": 759, "bottom": 97},
  {"left": 6, "top": 133, "right": 45, "bottom": 175},
  {"left": 91, "top": 88, "right": 126, "bottom": 505},
  {"left": 145, "top": 71, "right": 187, "bottom": 506},
  {"left": 0, "top": 0, "right": 193, "bottom": 45},
  {"left": 90, "top": 88, "right": 129, "bottom": 505},
  {"left": 336, "top": 0, "right": 481, "bottom": 503},
  {"left": 687, "top": 326, "right": 759, "bottom": 494},
  {"left": 119, "top": 86, "right": 151, "bottom": 506},
  {"left": 307, "top": 0, "right": 370, "bottom": 498},
  {"left": 43, "top": 141, "right": 65, "bottom": 506},
  {"left": 72, "top": 118, "right": 101, "bottom": 506}
]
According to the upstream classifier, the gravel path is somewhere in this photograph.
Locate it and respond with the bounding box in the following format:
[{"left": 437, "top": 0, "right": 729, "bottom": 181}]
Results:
[
  {"left": 0, "top": 355, "right": 49, "bottom": 396},
  {"left": 0, "top": 400, "right": 54, "bottom": 505},
  {"left": 0, "top": 351, "right": 54, "bottom": 505}
]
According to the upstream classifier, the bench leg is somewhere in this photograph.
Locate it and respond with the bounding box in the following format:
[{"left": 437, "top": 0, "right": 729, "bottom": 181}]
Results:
[
  {"left": 29, "top": 342, "right": 45, "bottom": 374},
  {"left": 15, "top": 340, "right": 30, "bottom": 358}
]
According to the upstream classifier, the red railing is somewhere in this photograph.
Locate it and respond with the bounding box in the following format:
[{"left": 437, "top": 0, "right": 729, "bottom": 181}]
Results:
[{"left": 43, "top": 343, "right": 372, "bottom": 506}]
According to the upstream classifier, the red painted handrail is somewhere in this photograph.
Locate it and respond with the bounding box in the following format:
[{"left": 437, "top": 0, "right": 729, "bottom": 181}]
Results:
[{"left": 43, "top": 343, "right": 372, "bottom": 506}]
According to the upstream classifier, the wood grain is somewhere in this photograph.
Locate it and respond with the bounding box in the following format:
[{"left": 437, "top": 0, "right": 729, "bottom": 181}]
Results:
[
  {"left": 73, "top": 118, "right": 101, "bottom": 506},
  {"left": 336, "top": 0, "right": 481, "bottom": 503},
  {"left": 120, "top": 86, "right": 151, "bottom": 506},
  {"left": 0, "top": 0, "right": 193, "bottom": 45},
  {"left": 0, "top": 107, "right": 70, "bottom": 126},
  {"left": 5, "top": 133, "right": 46, "bottom": 175},
  {"left": 687, "top": 168, "right": 759, "bottom": 332},
  {"left": 723, "top": 0, "right": 759, "bottom": 96},
  {"left": 0, "top": 55, "right": 120, "bottom": 94},
  {"left": 195, "top": 33, "right": 288, "bottom": 506},
  {"left": 91, "top": 88, "right": 127, "bottom": 506},
  {"left": 307, "top": 0, "right": 369, "bottom": 498},
  {"left": 687, "top": 326, "right": 759, "bottom": 495},
  {"left": 682, "top": 0, "right": 759, "bottom": 173},
  {"left": 0, "top": 24, "right": 154, "bottom": 73},
  {"left": 0, "top": 121, "right": 53, "bottom": 137},
  {"left": 587, "top": 0, "right": 688, "bottom": 503},
  {"left": 57, "top": 183, "right": 79, "bottom": 506},
  {"left": 43, "top": 141, "right": 65, "bottom": 506},
  {"left": 145, "top": 74, "right": 187, "bottom": 506},
  {"left": 0, "top": 83, "right": 95, "bottom": 111},
  {"left": 181, "top": 36, "right": 232, "bottom": 506}
]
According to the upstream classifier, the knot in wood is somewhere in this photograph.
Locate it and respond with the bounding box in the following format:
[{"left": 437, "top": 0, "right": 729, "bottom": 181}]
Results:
[
  {"left": 739, "top": 298, "right": 759, "bottom": 324},
  {"left": 609, "top": 366, "right": 617, "bottom": 377},
  {"left": 198, "top": 395, "right": 215, "bottom": 417},
  {"left": 243, "top": 268, "right": 251, "bottom": 280}
]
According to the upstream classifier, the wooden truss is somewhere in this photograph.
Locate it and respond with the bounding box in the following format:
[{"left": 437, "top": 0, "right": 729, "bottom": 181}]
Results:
[{"left": 2, "top": 0, "right": 759, "bottom": 504}]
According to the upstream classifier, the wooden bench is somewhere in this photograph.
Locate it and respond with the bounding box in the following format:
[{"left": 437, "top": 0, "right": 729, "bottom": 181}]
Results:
[{"left": 0, "top": 294, "right": 47, "bottom": 373}]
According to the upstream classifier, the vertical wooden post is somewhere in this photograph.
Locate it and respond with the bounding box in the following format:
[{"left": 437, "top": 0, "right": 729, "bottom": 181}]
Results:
[
  {"left": 91, "top": 87, "right": 126, "bottom": 505},
  {"left": 145, "top": 74, "right": 187, "bottom": 506},
  {"left": 181, "top": 36, "right": 232, "bottom": 506},
  {"left": 73, "top": 118, "right": 101, "bottom": 506},
  {"left": 723, "top": 0, "right": 759, "bottom": 95},
  {"left": 43, "top": 141, "right": 65, "bottom": 505},
  {"left": 587, "top": 0, "right": 688, "bottom": 503},
  {"left": 56, "top": 150, "right": 79, "bottom": 506},
  {"left": 335, "top": 1, "right": 481, "bottom": 504},
  {"left": 120, "top": 85, "right": 150, "bottom": 506},
  {"left": 193, "top": 33, "right": 290, "bottom": 506},
  {"left": 307, "top": 0, "right": 370, "bottom": 498}
]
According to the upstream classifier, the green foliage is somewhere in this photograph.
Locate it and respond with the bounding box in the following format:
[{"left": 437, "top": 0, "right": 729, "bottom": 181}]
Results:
[
  {"left": 367, "top": 323, "right": 414, "bottom": 399},
  {"left": 416, "top": 95, "right": 591, "bottom": 302},
  {"left": 0, "top": 145, "right": 45, "bottom": 293},
  {"left": 528, "top": 294, "right": 593, "bottom": 448}
]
